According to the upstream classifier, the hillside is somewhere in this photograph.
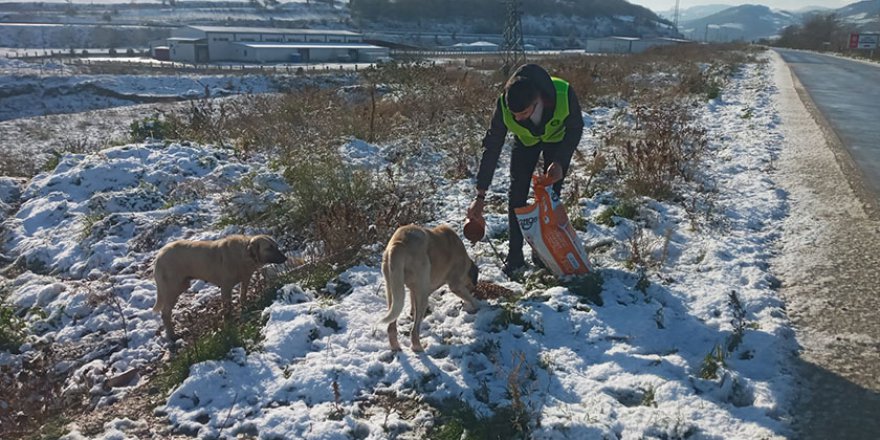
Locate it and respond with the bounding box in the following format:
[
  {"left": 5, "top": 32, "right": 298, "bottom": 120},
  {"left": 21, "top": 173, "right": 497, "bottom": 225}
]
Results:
[
  {"left": 657, "top": 4, "right": 733, "bottom": 23},
  {"left": 836, "top": 0, "right": 880, "bottom": 30},
  {"left": 680, "top": 4, "right": 798, "bottom": 42},
  {"left": 0, "top": 0, "right": 678, "bottom": 50},
  {"left": 350, "top": 0, "right": 677, "bottom": 39}
]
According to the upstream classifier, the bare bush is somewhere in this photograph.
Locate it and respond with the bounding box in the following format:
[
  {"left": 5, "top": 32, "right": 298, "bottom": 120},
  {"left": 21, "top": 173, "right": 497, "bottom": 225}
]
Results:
[
  {"left": 541, "top": 43, "right": 761, "bottom": 107},
  {"left": 605, "top": 102, "right": 708, "bottom": 199},
  {"left": 284, "top": 157, "right": 436, "bottom": 256}
]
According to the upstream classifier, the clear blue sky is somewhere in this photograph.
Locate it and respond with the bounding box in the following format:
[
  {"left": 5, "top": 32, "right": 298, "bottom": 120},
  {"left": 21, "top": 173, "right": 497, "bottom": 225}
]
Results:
[{"left": 628, "top": 0, "right": 853, "bottom": 12}]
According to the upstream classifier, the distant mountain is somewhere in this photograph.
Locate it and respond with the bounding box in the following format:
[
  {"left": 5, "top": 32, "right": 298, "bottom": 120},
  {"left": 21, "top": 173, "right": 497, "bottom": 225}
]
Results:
[
  {"left": 679, "top": 4, "right": 798, "bottom": 42},
  {"left": 351, "top": 0, "right": 678, "bottom": 39},
  {"left": 835, "top": 0, "right": 880, "bottom": 30},
  {"left": 792, "top": 5, "right": 831, "bottom": 14},
  {"left": 657, "top": 4, "right": 732, "bottom": 23}
]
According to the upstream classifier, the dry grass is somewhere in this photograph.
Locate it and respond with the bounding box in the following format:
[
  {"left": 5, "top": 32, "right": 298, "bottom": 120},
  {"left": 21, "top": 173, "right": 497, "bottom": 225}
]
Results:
[
  {"left": 546, "top": 44, "right": 752, "bottom": 201},
  {"left": 166, "top": 61, "right": 498, "bottom": 160},
  {"left": 154, "top": 46, "right": 750, "bottom": 304},
  {"left": 605, "top": 101, "right": 708, "bottom": 199},
  {"left": 166, "top": 61, "right": 503, "bottom": 265},
  {"left": 541, "top": 43, "right": 760, "bottom": 106},
  {"left": 0, "top": 339, "right": 87, "bottom": 439}
]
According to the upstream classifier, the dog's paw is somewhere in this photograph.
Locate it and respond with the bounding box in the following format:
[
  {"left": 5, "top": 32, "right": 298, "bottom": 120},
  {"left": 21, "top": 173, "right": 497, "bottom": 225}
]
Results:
[
  {"left": 464, "top": 301, "right": 479, "bottom": 313},
  {"left": 411, "top": 343, "right": 426, "bottom": 353},
  {"left": 379, "top": 351, "right": 397, "bottom": 363}
]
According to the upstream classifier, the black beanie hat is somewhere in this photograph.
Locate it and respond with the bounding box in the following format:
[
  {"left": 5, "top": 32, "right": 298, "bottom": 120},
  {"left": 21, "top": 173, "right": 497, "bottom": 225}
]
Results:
[{"left": 505, "top": 76, "right": 539, "bottom": 112}]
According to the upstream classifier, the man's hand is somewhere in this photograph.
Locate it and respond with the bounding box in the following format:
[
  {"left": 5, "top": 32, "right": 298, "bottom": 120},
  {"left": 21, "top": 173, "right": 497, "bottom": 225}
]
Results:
[
  {"left": 467, "top": 195, "right": 485, "bottom": 222},
  {"left": 540, "top": 162, "right": 564, "bottom": 186}
]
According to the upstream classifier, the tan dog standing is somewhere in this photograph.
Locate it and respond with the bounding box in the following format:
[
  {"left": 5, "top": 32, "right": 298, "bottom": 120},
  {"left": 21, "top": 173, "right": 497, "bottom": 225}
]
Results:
[
  {"left": 152, "top": 234, "right": 287, "bottom": 339},
  {"left": 379, "top": 224, "right": 480, "bottom": 352}
]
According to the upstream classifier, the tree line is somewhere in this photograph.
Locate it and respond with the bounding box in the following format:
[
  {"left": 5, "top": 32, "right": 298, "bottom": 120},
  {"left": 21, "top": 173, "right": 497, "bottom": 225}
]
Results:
[{"left": 772, "top": 14, "right": 849, "bottom": 51}]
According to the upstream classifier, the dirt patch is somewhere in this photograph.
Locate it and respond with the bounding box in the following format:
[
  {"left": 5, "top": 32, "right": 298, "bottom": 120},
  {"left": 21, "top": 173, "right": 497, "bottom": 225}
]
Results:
[{"left": 473, "top": 281, "right": 516, "bottom": 301}]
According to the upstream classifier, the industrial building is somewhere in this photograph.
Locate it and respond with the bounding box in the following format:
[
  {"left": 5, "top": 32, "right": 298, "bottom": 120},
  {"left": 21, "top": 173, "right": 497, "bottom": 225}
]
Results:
[{"left": 164, "top": 25, "right": 390, "bottom": 64}]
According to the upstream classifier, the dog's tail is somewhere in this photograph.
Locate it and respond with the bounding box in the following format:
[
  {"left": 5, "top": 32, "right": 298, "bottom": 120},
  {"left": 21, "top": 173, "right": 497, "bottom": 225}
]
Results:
[{"left": 379, "top": 245, "right": 406, "bottom": 325}]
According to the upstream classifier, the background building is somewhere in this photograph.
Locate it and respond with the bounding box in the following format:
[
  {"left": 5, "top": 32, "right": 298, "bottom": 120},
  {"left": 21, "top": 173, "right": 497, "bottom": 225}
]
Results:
[{"left": 166, "top": 25, "right": 389, "bottom": 63}]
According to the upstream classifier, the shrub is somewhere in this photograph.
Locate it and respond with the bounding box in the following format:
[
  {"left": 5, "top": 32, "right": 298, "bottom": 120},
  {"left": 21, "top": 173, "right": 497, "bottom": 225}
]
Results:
[
  {"left": 157, "top": 321, "right": 261, "bottom": 391},
  {"left": 0, "top": 299, "right": 26, "bottom": 352},
  {"left": 699, "top": 344, "right": 726, "bottom": 380},
  {"left": 282, "top": 156, "right": 435, "bottom": 256},
  {"left": 563, "top": 271, "right": 604, "bottom": 306},
  {"left": 606, "top": 102, "right": 708, "bottom": 199},
  {"left": 78, "top": 210, "right": 107, "bottom": 242},
  {"left": 130, "top": 116, "right": 172, "bottom": 141},
  {"left": 596, "top": 200, "right": 638, "bottom": 226},
  {"left": 41, "top": 150, "right": 64, "bottom": 173}
]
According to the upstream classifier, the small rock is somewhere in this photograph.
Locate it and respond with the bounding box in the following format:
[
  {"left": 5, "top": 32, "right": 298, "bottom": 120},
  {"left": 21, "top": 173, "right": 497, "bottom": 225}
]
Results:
[{"left": 106, "top": 367, "right": 139, "bottom": 388}]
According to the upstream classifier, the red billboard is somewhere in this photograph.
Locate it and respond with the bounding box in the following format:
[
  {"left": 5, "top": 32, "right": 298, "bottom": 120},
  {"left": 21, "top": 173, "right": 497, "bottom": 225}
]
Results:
[{"left": 850, "top": 33, "right": 860, "bottom": 49}]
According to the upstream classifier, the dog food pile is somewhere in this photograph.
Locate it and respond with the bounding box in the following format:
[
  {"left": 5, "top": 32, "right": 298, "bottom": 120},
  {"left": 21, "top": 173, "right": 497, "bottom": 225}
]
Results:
[{"left": 473, "top": 281, "right": 516, "bottom": 300}]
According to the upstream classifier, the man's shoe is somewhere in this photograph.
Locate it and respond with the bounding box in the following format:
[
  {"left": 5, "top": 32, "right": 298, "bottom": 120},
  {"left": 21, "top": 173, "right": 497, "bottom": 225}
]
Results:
[
  {"left": 531, "top": 252, "right": 547, "bottom": 270},
  {"left": 503, "top": 258, "right": 526, "bottom": 280}
]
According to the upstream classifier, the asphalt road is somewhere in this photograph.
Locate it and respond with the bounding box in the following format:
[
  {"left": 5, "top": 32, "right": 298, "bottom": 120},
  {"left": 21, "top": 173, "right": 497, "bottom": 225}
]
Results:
[
  {"left": 775, "top": 49, "right": 880, "bottom": 199},
  {"left": 774, "top": 50, "right": 880, "bottom": 439}
]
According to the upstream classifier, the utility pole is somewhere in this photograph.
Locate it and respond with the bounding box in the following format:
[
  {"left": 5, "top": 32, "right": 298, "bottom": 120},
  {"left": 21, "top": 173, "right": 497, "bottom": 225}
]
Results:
[
  {"left": 673, "top": 0, "right": 681, "bottom": 32},
  {"left": 501, "top": 0, "right": 525, "bottom": 75}
]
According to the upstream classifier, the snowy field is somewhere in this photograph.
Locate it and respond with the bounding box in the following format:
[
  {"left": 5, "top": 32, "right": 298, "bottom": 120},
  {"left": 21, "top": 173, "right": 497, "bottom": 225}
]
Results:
[
  {"left": 0, "top": 57, "right": 359, "bottom": 176},
  {"left": 0, "top": 55, "right": 798, "bottom": 438},
  {"left": 0, "top": 57, "right": 278, "bottom": 122}
]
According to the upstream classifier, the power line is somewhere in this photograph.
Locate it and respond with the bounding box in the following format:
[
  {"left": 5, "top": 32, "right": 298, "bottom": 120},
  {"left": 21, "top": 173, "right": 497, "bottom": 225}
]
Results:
[
  {"left": 501, "top": 0, "right": 525, "bottom": 75},
  {"left": 673, "top": 0, "right": 681, "bottom": 31}
]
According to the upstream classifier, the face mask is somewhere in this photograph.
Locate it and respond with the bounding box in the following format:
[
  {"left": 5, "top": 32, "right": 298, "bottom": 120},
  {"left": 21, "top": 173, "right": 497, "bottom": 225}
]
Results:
[{"left": 529, "top": 99, "right": 544, "bottom": 125}]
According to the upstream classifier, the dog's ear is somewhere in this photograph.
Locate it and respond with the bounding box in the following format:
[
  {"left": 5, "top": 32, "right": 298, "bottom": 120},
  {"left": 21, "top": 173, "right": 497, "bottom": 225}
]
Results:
[{"left": 247, "top": 237, "right": 261, "bottom": 264}]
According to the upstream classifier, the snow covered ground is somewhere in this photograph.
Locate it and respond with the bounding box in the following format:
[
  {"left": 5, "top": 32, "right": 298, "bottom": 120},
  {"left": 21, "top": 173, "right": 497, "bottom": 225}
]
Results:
[
  {"left": 0, "top": 56, "right": 359, "bottom": 176},
  {"left": 0, "top": 58, "right": 279, "bottom": 121},
  {"left": 1, "top": 55, "right": 798, "bottom": 439}
]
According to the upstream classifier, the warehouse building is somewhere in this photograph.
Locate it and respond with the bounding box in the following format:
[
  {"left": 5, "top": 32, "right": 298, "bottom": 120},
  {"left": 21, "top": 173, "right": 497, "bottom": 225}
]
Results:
[{"left": 165, "top": 25, "right": 389, "bottom": 63}]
